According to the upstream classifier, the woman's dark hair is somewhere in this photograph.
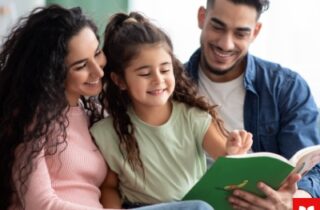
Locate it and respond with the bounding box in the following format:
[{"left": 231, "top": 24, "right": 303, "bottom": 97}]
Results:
[
  {"left": 0, "top": 4, "right": 100, "bottom": 209},
  {"left": 101, "top": 12, "right": 228, "bottom": 175}
]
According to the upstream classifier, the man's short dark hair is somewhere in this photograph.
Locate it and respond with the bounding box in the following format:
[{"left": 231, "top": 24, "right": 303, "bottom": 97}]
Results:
[{"left": 207, "top": 0, "right": 270, "bottom": 19}]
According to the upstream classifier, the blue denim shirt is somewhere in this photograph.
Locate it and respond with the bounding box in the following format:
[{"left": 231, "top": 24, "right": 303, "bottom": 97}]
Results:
[{"left": 185, "top": 48, "right": 320, "bottom": 197}]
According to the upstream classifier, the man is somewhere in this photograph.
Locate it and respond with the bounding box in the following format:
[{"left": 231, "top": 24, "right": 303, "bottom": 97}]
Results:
[{"left": 185, "top": 0, "right": 320, "bottom": 208}]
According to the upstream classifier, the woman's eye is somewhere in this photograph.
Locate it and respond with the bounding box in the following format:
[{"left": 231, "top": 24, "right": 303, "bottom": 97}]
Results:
[
  {"left": 95, "top": 50, "right": 102, "bottom": 57},
  {"left": 75, "top": 63, "right": 86, "bottom": 70}
]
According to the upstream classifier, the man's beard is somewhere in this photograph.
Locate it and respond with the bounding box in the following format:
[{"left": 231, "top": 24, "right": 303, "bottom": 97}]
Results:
[{"left": 203, "top": 55, "right": 242, "bottom": 76}]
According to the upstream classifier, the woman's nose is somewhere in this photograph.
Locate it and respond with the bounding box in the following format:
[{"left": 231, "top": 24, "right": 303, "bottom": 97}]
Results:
[
  {"left": 91, "top": 60, "right": 104, "bottom": 78},
  {"left": 92, "top": 53, "right": 106, "bottom": 77}
]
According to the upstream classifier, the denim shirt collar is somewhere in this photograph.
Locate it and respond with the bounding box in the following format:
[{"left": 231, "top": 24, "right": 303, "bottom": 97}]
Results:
[{"left": 243, "top": 53, "right": 257, "bottom": 94}]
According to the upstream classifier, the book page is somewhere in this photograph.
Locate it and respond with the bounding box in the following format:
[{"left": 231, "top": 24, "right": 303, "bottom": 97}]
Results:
[
  {"left": 227, "top": 152, "right": 291, "bottom": 165},
  {"left": 291, "top": 148, "right": 320, "bottom": 176},
  {"left": 290, "top": 145, "right": 320, "bottom": 163}
]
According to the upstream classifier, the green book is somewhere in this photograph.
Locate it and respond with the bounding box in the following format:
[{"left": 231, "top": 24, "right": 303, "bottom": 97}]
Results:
[{"left": 182, "top": 145, "right": 320, "bottom": 210}]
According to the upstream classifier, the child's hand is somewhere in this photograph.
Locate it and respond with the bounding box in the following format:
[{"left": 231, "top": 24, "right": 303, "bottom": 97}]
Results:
[{"left": 226, "top": 129, "right": 253, "bottom": 155}]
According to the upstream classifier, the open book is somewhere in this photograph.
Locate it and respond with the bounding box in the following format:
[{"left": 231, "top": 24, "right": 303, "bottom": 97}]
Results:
[{"left": 182, "top": 145, "right": 320, "bottom": 210}]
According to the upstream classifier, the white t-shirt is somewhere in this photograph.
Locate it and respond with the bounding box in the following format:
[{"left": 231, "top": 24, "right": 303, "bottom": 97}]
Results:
[{"left": 198, "top": 67, "right": 245, "bottom": 131}]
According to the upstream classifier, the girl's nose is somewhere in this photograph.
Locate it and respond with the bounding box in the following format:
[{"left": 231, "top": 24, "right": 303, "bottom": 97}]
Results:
[{"left": 152, "top": 70, "right": 164, "bottom": 84}]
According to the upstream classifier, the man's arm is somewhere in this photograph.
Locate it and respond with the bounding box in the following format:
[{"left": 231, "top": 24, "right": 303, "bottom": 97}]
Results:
[
  {"left": 277, "top": 72, "right": 320, "bottom": 197},
  {"left": 296, "top": 164, "right": 320, "bottom": 197}
]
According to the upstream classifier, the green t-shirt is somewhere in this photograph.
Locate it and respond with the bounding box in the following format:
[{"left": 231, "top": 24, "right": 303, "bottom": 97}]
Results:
[{"left": 90, "top": 101, "right": 211, "bottom": 204}]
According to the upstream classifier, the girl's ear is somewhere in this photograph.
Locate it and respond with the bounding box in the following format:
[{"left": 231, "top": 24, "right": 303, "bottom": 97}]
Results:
[{"left": 110, "top": 72, "right": 127, "bottom": 90}]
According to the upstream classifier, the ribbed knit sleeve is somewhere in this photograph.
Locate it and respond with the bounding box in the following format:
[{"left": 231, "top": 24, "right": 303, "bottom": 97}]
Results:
[{"left": 13, "top": 152, "right": 108, "bottom": 210}]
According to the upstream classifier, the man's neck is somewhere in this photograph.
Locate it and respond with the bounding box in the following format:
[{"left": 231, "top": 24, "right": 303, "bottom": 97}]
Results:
[{"left": 201, "top": 59, "right": 246, "bottom": 83}]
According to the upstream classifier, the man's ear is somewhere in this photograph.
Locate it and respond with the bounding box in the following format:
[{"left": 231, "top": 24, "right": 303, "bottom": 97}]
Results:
[
  {"left": 252, "top": 22, "right": 262, "bottom": 40},
  {"left": 110, "top": 72, "right": 127, "bottom": 90},
  {"left": 198, "top": 6, "right": 206, "bottom": 29}
]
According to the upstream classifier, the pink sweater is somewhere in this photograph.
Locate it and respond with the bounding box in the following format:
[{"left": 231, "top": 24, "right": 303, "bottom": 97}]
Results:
[{"left": 10, "top": 107, "right": 109, "bottom": 210}]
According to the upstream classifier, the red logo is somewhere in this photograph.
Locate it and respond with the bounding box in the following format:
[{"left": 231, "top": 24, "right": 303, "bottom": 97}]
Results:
[{"left": 293, "top": 198, "right": 320, "bottom": 210}]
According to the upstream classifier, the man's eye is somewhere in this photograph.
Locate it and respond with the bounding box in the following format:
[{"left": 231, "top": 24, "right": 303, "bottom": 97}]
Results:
[
  {"left": 213, "top": 25, "right": 223, "bottom": 31},
  {"left": 235, "top": 32, "right": 248, "bottom": 39}
]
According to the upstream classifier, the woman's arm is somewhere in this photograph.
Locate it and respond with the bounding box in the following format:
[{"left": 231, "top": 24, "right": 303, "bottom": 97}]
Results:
[{"left": 14, "top": 151, "right": 106, "bottom": 210}]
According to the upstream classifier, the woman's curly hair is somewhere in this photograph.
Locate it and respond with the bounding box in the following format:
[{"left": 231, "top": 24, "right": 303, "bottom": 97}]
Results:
[{"left": 0, "top": 5, "right": 101, "bottom": 209}]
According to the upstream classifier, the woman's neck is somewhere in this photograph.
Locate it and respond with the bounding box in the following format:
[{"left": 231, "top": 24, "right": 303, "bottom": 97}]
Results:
[{"left": 132, "top": 101, "right": 172, "bottom": 126}]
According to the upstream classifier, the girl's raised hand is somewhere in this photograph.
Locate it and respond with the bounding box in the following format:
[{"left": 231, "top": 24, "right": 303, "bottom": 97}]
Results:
[{"left": 226, "top": 130, "right": 253, "bottom": 155}]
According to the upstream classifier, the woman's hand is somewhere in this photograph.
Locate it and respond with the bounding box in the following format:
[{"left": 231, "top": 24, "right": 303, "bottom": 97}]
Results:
[{"left": 226, "top": 129, "right": 253, "bottom": 155}]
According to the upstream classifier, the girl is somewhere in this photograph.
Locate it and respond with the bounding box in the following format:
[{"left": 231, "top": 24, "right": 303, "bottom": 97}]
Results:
[
  {"left": 0, "top": 5, "right": 212, "bottom": 210},
  {"left": 91, "top": 12, "right": 252, "bottom": 208}
]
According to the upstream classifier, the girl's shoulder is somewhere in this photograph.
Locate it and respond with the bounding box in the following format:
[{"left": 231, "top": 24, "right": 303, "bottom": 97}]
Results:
[
  {"left": 90, "top": 115, "right": 114, "bottom": 134},
  {"left": 173, "top": 100, "right": 210, "bottom": 118},
  {"left": 90, "top": 116, "right": 120, "bottom": 150}
]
